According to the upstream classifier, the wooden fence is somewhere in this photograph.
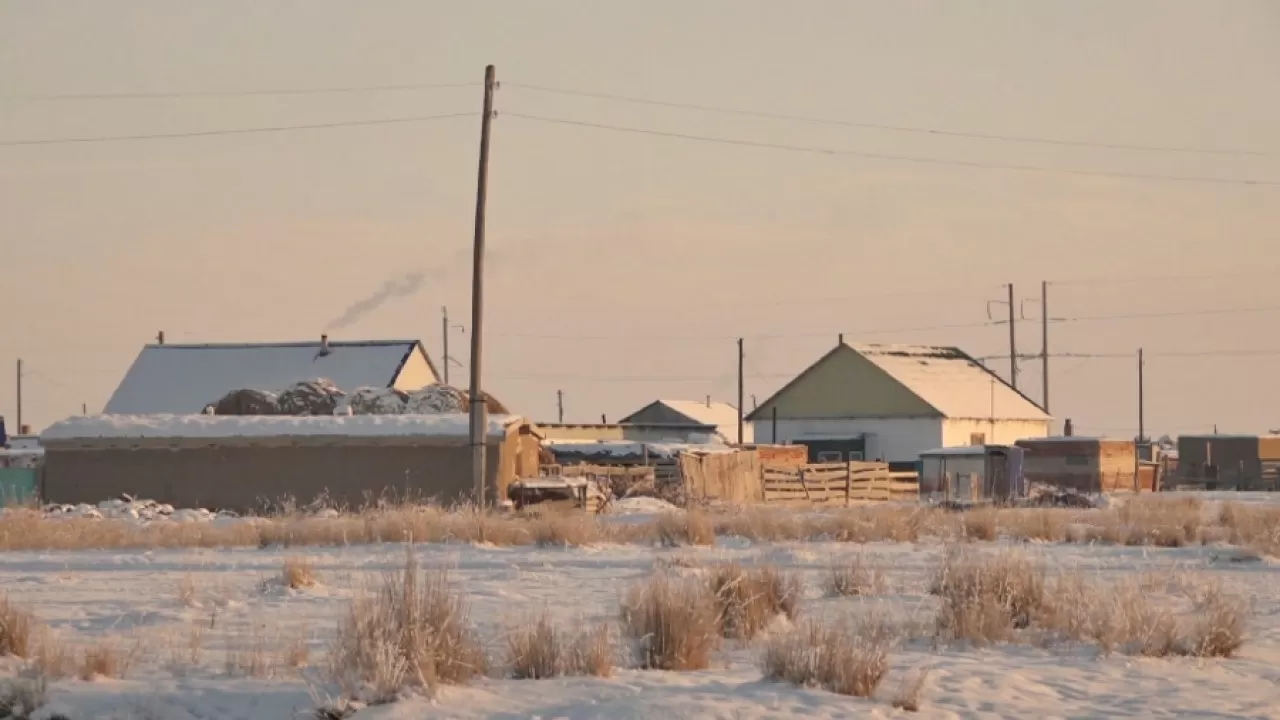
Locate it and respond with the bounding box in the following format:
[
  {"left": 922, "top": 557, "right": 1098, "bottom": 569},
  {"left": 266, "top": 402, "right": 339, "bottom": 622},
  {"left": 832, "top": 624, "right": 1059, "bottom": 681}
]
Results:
[{"left": 762, "top": 462, "right": 919, "bottom": 505}]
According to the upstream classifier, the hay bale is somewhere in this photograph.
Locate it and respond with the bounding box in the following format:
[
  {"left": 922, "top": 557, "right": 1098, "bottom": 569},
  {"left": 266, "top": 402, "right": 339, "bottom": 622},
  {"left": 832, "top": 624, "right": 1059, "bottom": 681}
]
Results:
[
  {"left": 405, "top": 384, "right": 468, "bottom": 414},
  {"left": 341, "top": 386, "right": 410, "bottom": 415},
  {"left": 276, "top": 378, "right": 345, "bottom": 416},
  {"left": 212, "top": 388, "right": 280, "bottom": 416}
]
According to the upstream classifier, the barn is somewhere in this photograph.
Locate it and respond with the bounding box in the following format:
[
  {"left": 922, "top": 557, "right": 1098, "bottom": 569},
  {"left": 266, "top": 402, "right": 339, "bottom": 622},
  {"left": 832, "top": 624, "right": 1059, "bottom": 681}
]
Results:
[
  {"left": 104, "top": 337, "right": 440, "bottom": 415},
  {"left": 747, "top": 342, "right": 1050, "bottom": 468}
]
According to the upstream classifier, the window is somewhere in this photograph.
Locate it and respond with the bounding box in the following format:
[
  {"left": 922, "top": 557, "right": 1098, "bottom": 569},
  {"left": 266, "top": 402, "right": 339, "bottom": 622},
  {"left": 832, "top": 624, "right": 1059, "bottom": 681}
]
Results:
[
  {"left": 816, "top": 451, "right": 844, "bottom": 463},
  {"left": 969, "top": 433, "right": 986, "bottom": 446},
  {"left": 1065, "top": 455, "right": 1090, "bottom": 466}
]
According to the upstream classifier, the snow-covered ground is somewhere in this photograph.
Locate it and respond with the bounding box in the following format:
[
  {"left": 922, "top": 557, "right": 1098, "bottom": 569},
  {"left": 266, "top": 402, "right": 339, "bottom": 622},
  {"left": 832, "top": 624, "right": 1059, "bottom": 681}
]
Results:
[{"left": 3, "top": 524, "right": 1279, "bottom": 719}]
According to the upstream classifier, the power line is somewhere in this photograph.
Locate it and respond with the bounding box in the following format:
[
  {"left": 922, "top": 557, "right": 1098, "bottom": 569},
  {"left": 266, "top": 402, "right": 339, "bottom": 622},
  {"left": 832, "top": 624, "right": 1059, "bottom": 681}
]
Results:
[
  {"left": 4, "top": 82, "right": 479, "bottom": 101},
  {"left": 504, "top": 112, "right": 1280, "bottom": 187},
  {"left": 490, "top": 320, "right": 1000, "bottom": 342},
  {"left": 980, "top": 348, "right": 1280, "bottom": 361},
  {"left": 505, "top": 82, "right": 1274, "bottom": 158},
  {"left": 1056, "top": 303, "right": 1280, "bottom": 324},
  {"left": 0, "top": 112, "right": 475, "bottom": 146}
]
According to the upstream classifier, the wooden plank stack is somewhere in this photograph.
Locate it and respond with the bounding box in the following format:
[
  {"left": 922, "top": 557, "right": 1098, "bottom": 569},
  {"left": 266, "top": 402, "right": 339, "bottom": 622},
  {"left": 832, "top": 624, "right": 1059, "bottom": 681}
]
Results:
[{"left": 762, "top": 461, "right": 919, "bottom": 505}]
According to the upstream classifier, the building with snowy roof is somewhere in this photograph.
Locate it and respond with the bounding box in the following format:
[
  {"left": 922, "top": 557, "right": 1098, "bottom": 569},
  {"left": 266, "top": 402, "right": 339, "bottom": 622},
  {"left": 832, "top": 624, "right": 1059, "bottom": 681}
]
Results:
[
  {"left": 619, "top": 398, "right": 751, "bottom": 444},
  {"left": 746, "top": 342, "right": 1050, "bottom": 467},
  {"left": 104, "top": 336, "right": 440, "bottom": 415}
]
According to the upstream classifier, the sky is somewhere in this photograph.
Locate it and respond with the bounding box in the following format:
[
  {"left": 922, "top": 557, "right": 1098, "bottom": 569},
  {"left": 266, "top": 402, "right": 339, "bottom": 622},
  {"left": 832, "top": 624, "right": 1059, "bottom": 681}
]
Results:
[{"left": 2, "top": 0, "right": 1278, "bottom": 436}]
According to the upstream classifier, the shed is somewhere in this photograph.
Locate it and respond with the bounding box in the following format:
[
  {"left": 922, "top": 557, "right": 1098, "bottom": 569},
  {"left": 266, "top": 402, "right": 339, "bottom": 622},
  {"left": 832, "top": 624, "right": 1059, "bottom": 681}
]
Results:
[
  {"left": 619, "top": 399, "right": 751, "bottom": 444},
  {"left": 533, "top": 421, "right": 720, "bottom": 444},
  {"left": 1015, "top": 437, "right": 1155, "bottom": 493},
  {"left": 919, "top": 445, "right": 1026, "bottom": 503},
  {"left": 104, "top": 338, "right": 440, "bottom": 415},
  {"left": 39, "top": 413, "right": 531, "bottom": 511},
  {"left": 1176, "top": 435, "right": 1280, "bottom": 490},
  {"left": 747, "top": 342, "right": 1050, "bottom": 467}
]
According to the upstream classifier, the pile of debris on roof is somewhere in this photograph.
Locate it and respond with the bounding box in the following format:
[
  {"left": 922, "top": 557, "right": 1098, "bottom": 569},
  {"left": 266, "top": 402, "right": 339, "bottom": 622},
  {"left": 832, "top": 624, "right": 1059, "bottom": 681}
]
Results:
[{"left": 203, "top": 379, "right": 508, "bottom": 416}]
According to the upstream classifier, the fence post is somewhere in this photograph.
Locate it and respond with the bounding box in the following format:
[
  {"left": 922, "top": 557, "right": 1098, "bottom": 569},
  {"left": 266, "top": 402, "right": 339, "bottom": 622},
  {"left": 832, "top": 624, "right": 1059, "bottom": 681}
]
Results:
[{"left": 845, "top": 462, "right": 852, "bottom": 507}]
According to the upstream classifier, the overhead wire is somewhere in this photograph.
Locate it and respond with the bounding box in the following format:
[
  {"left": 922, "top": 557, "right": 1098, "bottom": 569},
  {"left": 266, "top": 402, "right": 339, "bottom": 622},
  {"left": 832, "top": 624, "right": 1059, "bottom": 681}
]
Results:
[
  {"left": 503, "top": 112, "right": 1280, "bottom": 187},
  {"left": 0, "top": 112, "right": 476, "bottom": 146},
  {"left": 503, "top": 82, "right": 1274, "bottom": 158},
  {"left": 4, "top": 82, "right": 479, "bottom": 101}
]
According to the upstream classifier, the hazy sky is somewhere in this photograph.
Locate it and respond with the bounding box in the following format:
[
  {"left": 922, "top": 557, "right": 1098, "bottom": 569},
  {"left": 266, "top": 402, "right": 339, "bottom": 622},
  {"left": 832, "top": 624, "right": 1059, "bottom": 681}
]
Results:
[{"left": 2, "top": 0, "right": 1278, "bottom": 436}]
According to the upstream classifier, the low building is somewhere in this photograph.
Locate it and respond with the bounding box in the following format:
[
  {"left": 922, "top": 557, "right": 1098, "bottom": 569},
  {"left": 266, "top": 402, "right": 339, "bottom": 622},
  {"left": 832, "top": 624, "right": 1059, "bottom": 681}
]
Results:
[
  {"left": 104, "top": 337, "right": 441, "bottom": 415},
  {"left": 1176, "top": 434, "right": 1280, "bottom": 490},
  {"left": 534, "top": 421, "right": 720, "bottom": 444},
  {"left": 1015, "top": 437, "right": 1155, "bottom": 493},
  {"left": 747, "top": 342, "right": 1050, "bottom": 468},
  {"left": 40, "top": 413, "right": 537, "bottom": 511},
  {"left": 919, "top": 445, "right": 1027, "bottom": 503},
  {"left": 619, "top": 399, "right": 751, "bottom": 444}
]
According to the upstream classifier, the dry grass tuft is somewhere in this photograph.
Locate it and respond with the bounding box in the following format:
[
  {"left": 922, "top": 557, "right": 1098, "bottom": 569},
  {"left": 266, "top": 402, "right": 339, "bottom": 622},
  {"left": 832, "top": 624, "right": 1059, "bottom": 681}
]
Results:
[
  {"left": 0, "top": 594, "right": 36, "bottom": 658},
  {"left": 282, "top": 556, "right": 319, "bottom": 589},
  {"left": 329, "top": 549, "right": 485, "bottom": 702},
  {"left": 506, "top": 613, "right": 562, "bottom": 680},
  {"left": 620, "top": 573, "right": 719, "bottom": 671},
  {"left": 930, "top": 546, "right": 1045, "bottom": 646},
  {"left": 655, "top": 510, "right": 715, "bottom": 547},
  {"left": 891, "top": 667, "right": 931, "bottom": 712},
  {"left": 961, "top": 509, "right": 999, "bottom": 541},
  {"left": 825, "top": 553, "right": 885, "bottom": 597},
  {"left": 708, "top": 563, "right": 802, "bottom": 639},
  {"left": 761, "top": 616, "right": 894, "bottom": 697},
  {"left": 79, "top": 639, "right": 139, "bottom": 680},
  {"left": 225, "top": 624, "right": 274, "bottom": 678},
  {"left": 31, "top": 627, "right": 74, "bottom": 680},
  {"left": 176, "top": 573, "right": 198, "bottom": 607},
  {"left": 280, "top": 626, "right": 311, "bottom": 670},
  {"left": 530, "top": 513, "right": 602, "bottom": 547},
  {"left": 565, "top": 624, "right": 615, "bottom": 678}
]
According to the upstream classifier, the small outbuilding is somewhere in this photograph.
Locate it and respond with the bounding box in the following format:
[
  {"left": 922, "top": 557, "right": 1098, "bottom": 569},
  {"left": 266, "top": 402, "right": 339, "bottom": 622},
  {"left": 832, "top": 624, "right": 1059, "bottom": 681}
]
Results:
[
  {"left": 918, "top": 445, "right": 1026, "bottom": 504},
  {"left": 1015, "top": 437, "right": 1155, "bottom": 493},
  {"left": 40, "top": 413, "right": 537, "bottom": 512},
  {"left": 1175, "top": 434, "right": 1280, "bottom": 490}
]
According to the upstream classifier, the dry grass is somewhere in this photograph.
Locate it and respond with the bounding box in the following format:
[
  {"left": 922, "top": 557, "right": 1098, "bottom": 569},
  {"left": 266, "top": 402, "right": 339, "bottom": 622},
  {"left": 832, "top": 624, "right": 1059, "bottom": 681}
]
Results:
[
  {"left": 166, "top": 623, "right": 205, "bottom": 669},
  {"left": 708, "top": 563, "right": 802, "bottom": 639},
  {"left": 280, "top": 626, "right": 311, "bottom": 670},
  {"left": 961, "top": 509, "right": 999, "bottom": 541},
  {"left": 505, "top": 613, "right": 562, "bottom": 680},
  {"left": 529, "top": 513, "right": 603, "bottom": 547},
  {"left": 31, "top": 627, "right": 74, "bottom": 680},
  {"left": 282, "top": 556, "right": 318, "bottom": 589},
  {"left": 176, "top": 573, "right": 198, "bottom": 607},
  {"left": 655, "top": 510, "right": 715, "bottom": 547},
  {"left": 79, "top": 639, "right": 140, "bottom": 680},
  {"left": 620, "top": 573, "right": 719, "bottom": 671},
  {"left": 761, "top": 616, "right": 895, "bottom": 698},
  {"left": 329, "top": 549, "right": 485, "bottom": 702},
  {"left": 930, "top": 547, "right": 1046, "bottom": 646},
  {"left": 0, "top": 593, "right": 36, "bottom": 658},
  {"left": 825, "top": 553, "right": 885, "bottom": 597},
  {"left": 565, "top": 624, "right": 615, "bottom": 678},
  {"left": 225, "top": 624, "right": 274, "bottom": 678},
  {"left": 891, "top": 668, "right": 931, "bottom": 712}
]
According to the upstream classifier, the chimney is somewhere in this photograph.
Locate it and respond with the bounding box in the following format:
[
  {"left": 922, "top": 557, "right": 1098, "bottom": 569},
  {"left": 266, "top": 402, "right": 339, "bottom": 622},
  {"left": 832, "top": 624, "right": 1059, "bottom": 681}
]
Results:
[
  {"left": 157, "top": 330, "right": 165, "bottom": 345},
  {"left": 839, "top": 333, "right": 844, "bottom": 345},
  {"left": 318, "top": 334, "right": 332, "bottom": 357},
  {"left": 19, "top": 424, "right": 30, "bottom": 435},
  {"left": 1063, "top": 418, "right": 1074, "bottom": 437},
  {"left": 601, "top": 413, "right": 607, "bottom": 424},
  {"left": 706, "top": 395, "right": 712, "bottom": 408}
]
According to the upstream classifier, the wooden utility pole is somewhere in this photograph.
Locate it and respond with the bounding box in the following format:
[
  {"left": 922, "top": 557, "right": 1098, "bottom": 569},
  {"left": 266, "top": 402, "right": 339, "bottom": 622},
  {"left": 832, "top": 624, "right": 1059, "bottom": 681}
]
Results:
[
  {"left": 1041, "top": 281, "right": 1049, "bottom": 412},
  {"left": 442, "top": 306, "right": 452, "bottom": 385},
  {"left": 737, "top": 338, "right": 745, "bottom": 445},
  {"left": 468, "top": 64, "right": 497, "bottom": 507},
  {"left": 1136, "top": 347, "right": 1145, "bottom": 489},
  {"left": 1007, "top": 283, "right": 1017, "bottom": 390},
  {"left": 557, "top": 390, "right": 564, "bottom": 423},
  {"left": 15, "top": 359, "right": 22, "bottom": 433}
]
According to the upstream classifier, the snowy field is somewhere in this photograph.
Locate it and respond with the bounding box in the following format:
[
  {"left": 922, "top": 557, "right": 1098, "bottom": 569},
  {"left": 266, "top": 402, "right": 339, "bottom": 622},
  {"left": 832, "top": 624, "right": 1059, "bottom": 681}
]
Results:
[{"left": 2, "top": 498, "right": 1279, "bottom": 719}]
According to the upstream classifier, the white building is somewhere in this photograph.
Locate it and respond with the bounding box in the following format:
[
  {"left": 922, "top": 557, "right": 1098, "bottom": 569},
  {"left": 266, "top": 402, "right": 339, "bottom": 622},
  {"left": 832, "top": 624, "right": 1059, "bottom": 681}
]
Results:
[
  {"left": 746, "top": 342, "right": 1050, "bottom": 466},
  {"left": 619, "top": 398, "right": 751, "bottom": 444}
]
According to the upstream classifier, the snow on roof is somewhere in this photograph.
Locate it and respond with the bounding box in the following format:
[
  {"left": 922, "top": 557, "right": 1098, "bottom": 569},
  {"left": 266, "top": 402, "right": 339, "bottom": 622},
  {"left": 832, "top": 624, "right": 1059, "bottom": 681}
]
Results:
[
  {"left": 851, "top": 343, "right": 1050, "bottom": 421},
  {"left": 41, "top": 413, "right": 520, "bottom": 441},
  {"left": 104, "top": 340, "right": 430, "bottom": 415},
  {"left": 654, "top": 400, "right": 741, "bottom": 431},
  {"left": 543, "top": 439, "right": 736, "bottom": 459}
]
